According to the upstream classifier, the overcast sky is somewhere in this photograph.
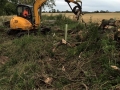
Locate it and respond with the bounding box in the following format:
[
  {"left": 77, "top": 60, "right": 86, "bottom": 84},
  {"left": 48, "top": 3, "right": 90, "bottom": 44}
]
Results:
[{"left": 44, "top": 0, "right": 120, "bottom": 12}]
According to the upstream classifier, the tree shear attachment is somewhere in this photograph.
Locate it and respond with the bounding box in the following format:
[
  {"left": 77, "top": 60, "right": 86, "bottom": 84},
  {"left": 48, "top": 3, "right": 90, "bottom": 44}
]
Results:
[{"left": 65, "top": 0, "right": 82, "bottom": 20}]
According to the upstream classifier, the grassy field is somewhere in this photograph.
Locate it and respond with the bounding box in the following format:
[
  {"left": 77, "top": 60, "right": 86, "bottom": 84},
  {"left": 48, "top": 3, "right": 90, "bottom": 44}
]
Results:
[
  {"left": 0, "top": 14, "right": 120, "bottom": 90},
  {"left": 42, "top": 13, "right": 120, "bottom": 22},
  {"left": 0, "top": 13, "right": 120, "bottom": 24}
]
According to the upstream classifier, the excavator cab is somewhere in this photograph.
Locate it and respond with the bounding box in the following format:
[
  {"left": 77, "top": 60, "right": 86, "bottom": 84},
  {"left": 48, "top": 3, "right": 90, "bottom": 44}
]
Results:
[
  {"left": 17, "top": 4, "right": 33, "bottom": 23},
  {"left": 8, "top": 4, "right": 34, "bottom": 33}
]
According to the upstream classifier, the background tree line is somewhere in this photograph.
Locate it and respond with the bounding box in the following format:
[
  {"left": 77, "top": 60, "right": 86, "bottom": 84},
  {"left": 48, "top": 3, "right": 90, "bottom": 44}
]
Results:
[{"left": 43, "top": 9, "right": 120, "bottom": 13}]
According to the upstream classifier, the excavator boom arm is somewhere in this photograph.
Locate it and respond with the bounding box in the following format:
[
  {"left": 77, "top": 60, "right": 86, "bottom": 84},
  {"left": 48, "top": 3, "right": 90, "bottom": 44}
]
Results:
[
  {"left": 33, "top": 0, "right": 82, "bottom": 28},
  {"left": 34, "top": 0, "right": 47, "bottom": 28}
]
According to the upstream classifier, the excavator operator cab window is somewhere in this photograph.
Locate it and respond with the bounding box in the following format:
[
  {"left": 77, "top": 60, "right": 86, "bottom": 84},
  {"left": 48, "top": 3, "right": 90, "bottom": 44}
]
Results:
[
  {"left": 17, "top": 5, "right": 33, "bottom": 23},
  {"left": 17, "top": 7, "right": 23, "bottom": 16}
]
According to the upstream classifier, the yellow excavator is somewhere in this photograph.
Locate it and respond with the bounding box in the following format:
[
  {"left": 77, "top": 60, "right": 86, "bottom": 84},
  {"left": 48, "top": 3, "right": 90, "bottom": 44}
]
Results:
[{"left": 5, "top": 0, "right": 82, "bottom": 36}]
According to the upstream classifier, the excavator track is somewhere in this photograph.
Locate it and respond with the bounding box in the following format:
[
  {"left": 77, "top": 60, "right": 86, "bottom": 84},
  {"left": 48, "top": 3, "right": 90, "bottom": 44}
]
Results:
[{"left": 6, "top": 26, "right": 51, "bottom": 37}]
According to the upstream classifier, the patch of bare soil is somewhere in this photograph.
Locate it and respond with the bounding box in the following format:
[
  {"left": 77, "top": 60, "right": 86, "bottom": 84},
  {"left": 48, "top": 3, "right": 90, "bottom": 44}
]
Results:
[{"left": 0, "top": 56, "right": 9, "bottom": 65}]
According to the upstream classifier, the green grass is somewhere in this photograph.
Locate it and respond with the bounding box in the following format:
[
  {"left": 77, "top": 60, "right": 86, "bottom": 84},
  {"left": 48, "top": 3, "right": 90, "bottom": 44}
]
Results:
[{"left": 0, "top": 14, "right": 119, "bottom": 90}]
